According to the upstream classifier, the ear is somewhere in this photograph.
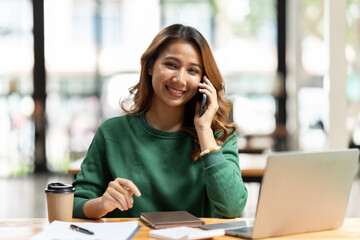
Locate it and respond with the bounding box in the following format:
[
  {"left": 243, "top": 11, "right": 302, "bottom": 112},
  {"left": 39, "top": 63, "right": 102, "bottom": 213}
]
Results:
[{"left": 148, "top": 64, "right": 153, "bottom": 76}]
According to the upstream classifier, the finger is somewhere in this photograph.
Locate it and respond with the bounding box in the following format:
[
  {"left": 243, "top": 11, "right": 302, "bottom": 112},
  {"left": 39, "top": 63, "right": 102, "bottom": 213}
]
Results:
[
  {"left": 110, "top": 180, "right": 131, "bottom": 194},
  {"left": 108, "top": 181, "right": 134, "bottom": 209},
  {"left": 107, "top": 187, "right": 129, "bottom": 211},
  {"left": 200, "top": 78, "right": 216, "bottom": 98},
  {"left": 109, "top": 181, "right": 135, "bottom": 209},
  {"left": 116, "top": 178, "right": 142, "bottom": 197},
  {"left": 121, "top": 189, "right": 135, "bottom": 209},
  {"left": 199, "top": 87, "right": 215, "bottom": 106},
  {"left": 202, "top": 76, "right": 215, "bottom": 89},
  {"left": 198, "top": 79, "right": 210, "bottom": 91},
  {"left": 103, "top": 191, "right": 125, "bottom": 211}
]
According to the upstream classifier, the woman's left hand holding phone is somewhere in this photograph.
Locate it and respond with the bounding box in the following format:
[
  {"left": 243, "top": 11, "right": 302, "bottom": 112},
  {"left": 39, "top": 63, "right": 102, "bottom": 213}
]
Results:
[
  {"left": 194, "top": 76, "right": 218, "bottom": 130},
  {"left": 194, "top": 76, "right": 219, "bottom": 152},
  {"left": 83, "top": 178, "right": 141, "bottom": 219}
]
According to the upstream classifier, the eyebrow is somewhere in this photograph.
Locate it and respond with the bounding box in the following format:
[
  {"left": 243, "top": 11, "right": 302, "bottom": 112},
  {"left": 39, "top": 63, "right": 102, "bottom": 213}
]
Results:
[{"left": 163, "top": 56, "right": 203, "bottom": 69}]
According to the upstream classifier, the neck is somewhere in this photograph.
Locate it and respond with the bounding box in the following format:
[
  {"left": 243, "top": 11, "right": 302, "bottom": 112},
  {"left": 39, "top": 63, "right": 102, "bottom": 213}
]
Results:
[{"left": 145, "top": 105, "right": 185, "bottom": 132}]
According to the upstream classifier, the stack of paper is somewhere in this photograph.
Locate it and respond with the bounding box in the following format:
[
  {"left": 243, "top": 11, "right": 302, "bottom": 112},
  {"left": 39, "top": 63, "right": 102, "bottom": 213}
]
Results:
[
  {"left": 150, "top": 226, "right": 225, "bottom": 240},
  {"left": 30, "top": 220, "right": 140, "bottom": 240}
]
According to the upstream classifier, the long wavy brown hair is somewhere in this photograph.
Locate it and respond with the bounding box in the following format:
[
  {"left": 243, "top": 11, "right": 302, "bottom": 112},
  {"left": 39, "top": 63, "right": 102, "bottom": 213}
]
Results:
[{"left": 122, "top": 24, "right": 236, "bottom": 161}]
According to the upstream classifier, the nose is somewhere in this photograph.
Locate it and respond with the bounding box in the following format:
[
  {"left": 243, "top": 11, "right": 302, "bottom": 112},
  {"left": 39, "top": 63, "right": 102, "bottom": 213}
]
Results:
[{"left": 173, "top": 68, "right": 186, "bottom": 84}]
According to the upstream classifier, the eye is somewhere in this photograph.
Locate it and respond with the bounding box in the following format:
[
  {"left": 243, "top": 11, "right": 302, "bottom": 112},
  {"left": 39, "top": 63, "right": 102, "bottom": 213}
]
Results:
[
  {"left": 164, "top": 62, "right": 177, "bottom": 69},
  {"left": 188, "top": 68, "right": 200, "bottom": 74}
]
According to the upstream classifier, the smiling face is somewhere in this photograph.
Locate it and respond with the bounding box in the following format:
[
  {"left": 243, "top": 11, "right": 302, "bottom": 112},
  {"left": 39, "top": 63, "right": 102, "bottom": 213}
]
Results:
[{"left": 148, "top": 40, "right": 203, "bottom": 112}]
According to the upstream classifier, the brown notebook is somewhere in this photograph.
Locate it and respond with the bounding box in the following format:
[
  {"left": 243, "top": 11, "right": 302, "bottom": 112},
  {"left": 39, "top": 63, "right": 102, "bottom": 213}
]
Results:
[{"left": 140, "top": 211, "right": 205, "bottom": 229}]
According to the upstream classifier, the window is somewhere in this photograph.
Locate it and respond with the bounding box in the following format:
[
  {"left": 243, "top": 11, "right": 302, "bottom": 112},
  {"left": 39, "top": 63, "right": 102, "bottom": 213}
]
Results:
[
  {"left": 298, "top": 0, "right": 360, "bottom": 150},
  {"left": 298, "top": 0, "right": 328, "bottom": 150},
  {"left": 0, "top": 0, "right": 34, "bottom": 176},
  {"left": 44, "top": 0, "right": 160, "bottom": 172},
  {"left": 347, "top": 0, "right": 360, "bottom": 148}
]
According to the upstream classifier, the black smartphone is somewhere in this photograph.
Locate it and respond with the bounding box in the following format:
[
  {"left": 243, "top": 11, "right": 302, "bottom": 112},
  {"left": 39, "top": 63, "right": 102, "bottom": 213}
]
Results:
[{"left": 199, "top": 81, "right": 207, "bottom": 117}]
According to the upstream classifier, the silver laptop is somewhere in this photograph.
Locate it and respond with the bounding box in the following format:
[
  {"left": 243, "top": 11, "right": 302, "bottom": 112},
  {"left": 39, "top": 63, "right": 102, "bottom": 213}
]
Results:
[{"left": 203, "top": 149, "right": 359, "bottom": 239}]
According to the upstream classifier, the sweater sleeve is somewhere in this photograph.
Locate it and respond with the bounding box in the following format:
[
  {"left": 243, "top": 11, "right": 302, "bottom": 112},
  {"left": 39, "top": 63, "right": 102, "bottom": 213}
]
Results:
[
  {"left": 201, "top": 132, "right": 248, "bottom": 218},
  {"left": 72, "top": 127, "right": 112, "bottom": 218}
]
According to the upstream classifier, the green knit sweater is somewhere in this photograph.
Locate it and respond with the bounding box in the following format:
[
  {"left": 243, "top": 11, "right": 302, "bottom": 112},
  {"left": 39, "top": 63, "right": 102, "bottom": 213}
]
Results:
[{"left": 72, "top": 114, "right": 247, "bottom": 218}]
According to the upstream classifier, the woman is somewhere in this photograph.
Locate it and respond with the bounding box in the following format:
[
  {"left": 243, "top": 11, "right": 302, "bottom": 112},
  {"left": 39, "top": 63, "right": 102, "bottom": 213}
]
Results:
[{"left": 72, "top": 24, "right": 248, "bottom": 219}]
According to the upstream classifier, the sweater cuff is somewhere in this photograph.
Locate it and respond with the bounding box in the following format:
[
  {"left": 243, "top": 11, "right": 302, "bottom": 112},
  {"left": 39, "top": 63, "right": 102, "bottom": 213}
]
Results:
[
  {"left": 73, "top": 198, "right": 88, "bottom": 219},
  {"left": 201, "top": 150, "right": 225, "bottom": 168}
]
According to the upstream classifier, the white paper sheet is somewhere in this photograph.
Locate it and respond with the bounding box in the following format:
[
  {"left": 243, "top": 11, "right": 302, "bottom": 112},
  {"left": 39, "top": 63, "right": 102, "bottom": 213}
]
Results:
[{"left": 30, "top": 220, "right": 140, "bottom": 240}]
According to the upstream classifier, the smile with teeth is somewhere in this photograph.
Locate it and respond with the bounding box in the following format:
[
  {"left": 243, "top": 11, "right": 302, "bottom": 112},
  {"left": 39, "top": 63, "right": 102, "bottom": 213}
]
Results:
[{"left": 166, "top": 86, "right": 185, "bottom": 95}]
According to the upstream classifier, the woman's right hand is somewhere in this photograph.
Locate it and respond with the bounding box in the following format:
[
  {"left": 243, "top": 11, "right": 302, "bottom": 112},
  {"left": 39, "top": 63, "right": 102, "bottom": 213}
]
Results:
[{"left": 100, "top": 178, "right": 142, "bottom": 212}]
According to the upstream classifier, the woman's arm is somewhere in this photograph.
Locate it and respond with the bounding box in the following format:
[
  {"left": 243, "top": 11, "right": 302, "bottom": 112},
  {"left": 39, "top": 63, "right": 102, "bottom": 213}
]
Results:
[
  {"left": 201, "top": 133, "right": 248, "bottom": 218},
  {"left": 72, "top": 128, "right": 141, "bottom": 219},
  {"left": 194, "top": 76, "right": 248, "bottom": 218},
  {"left": 83, "top": 178, "right": 141, "bottom": 219}
]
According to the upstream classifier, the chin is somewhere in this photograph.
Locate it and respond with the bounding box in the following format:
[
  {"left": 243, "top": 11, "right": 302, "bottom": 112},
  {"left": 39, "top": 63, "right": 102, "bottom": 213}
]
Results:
[{"left": 164, "top": 99, "right": 187, "bottom": 108}]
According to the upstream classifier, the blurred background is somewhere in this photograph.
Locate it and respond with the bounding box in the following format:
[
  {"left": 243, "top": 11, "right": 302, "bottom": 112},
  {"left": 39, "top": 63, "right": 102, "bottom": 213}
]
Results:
[{"left": 0, "top": 0, "right": 360, "bottom": 218}]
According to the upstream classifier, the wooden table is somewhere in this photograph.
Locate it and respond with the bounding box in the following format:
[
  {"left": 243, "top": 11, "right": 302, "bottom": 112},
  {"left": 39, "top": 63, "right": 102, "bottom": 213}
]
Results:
[
  {"left": 1, "top": 218, "right": 360, "bottom": 239},
  {"left": 69, "top": 154, "right": 267, "bottom": 183}
]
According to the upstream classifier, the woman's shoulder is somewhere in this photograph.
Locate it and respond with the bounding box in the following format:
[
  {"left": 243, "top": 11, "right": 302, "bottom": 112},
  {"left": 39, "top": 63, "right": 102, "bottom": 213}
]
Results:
[
  {"left": 99, "top": 114, "right": 139, "bottom": 130},
  {"left": 94, "top": 114, "right": 141, "bottom": 141}
]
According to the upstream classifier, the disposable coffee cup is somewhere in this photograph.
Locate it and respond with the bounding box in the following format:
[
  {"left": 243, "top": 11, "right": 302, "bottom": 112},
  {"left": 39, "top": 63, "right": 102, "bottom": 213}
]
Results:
[{"left": 45, "top": 182, "right": 75, "bottom": 223}]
